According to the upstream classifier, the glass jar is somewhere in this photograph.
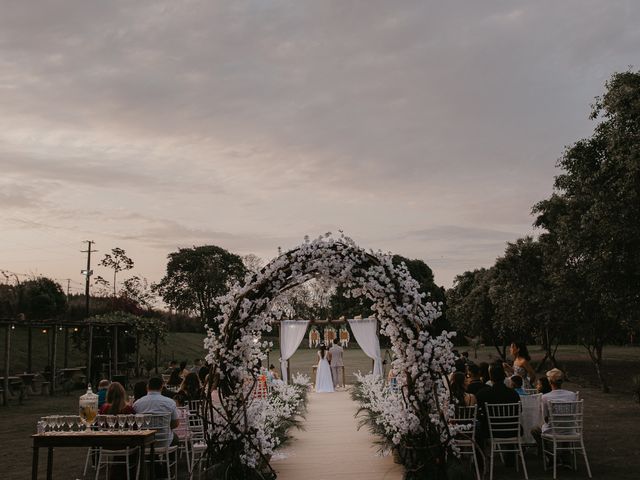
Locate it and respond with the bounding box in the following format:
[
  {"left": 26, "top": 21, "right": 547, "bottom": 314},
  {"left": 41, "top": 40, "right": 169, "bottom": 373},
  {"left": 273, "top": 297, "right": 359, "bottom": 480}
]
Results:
[{"left": 79, "top": 385, "right": 98, "bottom": 429}]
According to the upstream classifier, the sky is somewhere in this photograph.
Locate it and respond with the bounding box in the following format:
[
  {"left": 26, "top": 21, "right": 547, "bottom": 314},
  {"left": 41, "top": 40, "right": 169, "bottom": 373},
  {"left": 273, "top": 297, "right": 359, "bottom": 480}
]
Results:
[{"left": 1, "top": 0, "right": 639, "bottom": 293}]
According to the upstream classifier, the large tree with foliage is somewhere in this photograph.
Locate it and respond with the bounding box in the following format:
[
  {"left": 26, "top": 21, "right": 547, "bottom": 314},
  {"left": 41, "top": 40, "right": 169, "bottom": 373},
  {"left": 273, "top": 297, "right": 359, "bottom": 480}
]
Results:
[
  {"left": 533, "top": 70, "right": 640, "bottom": 391},
  {"left": 16, "top": 277, "right": 68, "bottom": 320},
  {"left": 490, "top": 236, "right": 572, "bottom": 370},
  {"left": 153, "top": 245, "right": 247, "bottom": 327},
  {"left": 447, "top": 268, "right": 508, "bottom": 359}
]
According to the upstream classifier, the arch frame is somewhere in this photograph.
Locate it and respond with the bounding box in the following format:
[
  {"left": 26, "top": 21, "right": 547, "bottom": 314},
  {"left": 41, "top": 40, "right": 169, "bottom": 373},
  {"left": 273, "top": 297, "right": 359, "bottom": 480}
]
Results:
[{"left": 202, "top": 233, "right": 456, "bottom": 478}]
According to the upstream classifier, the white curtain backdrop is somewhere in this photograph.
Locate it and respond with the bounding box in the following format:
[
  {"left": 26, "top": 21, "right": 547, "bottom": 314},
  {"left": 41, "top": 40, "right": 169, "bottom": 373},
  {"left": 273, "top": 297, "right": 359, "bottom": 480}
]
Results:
[
  {"left": 279, "top": 320, "right": 310, "bottom": 383},
  {"left": 348, "top": 318, "right": 384, "bottom": 377}
]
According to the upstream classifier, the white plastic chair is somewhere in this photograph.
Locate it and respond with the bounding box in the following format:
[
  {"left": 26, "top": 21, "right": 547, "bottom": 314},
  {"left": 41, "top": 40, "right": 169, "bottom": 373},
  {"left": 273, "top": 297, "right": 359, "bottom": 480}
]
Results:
[
  {"left": 485, "top": 402, "right": 528, "bottom": 480},
  {"left": 541, "top": 400, "right": 591, "bottom": 479},
  {"left": 450, "top": 405, "right": 481, "bottom": 480},
  {"left": 144, "top": 413, "right": 178, "bottom": 480}
]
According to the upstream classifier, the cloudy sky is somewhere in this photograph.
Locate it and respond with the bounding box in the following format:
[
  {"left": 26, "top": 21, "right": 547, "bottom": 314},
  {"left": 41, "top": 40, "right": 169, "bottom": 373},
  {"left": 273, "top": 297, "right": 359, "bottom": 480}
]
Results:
[{"left": 1, "top": 0, "right": 638, "bottom": 292}]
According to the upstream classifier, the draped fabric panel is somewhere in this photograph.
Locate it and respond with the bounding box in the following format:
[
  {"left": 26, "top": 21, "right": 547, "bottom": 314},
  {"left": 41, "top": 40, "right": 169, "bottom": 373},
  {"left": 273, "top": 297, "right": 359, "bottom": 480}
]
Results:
[
  {"left": 279, "top": 320, "right": 310, "bottom": 383},
  {"left": 348, "top": 318, "right": 384, "bottom": 377}
]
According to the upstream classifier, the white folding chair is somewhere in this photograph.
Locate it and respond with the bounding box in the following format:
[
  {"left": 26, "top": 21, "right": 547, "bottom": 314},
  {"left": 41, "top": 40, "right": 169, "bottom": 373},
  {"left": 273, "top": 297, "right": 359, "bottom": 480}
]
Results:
[
  {"left": 94, "top": 446, "right": 139, "bottom": 480},
  {"left": 450, "top": 405, "right": 481, "bottom": 480},
  {"left": 485, "top": 402, "right": 528, "bottom": 480},
  {"left": 187, "top": 414, "right": 207, "bottom": 480},
  {"left": 175, "top": 407, "right": 192, "bottom": 473},
  {"left": 144, "top": 413, "right": 179, "bottom": 480},
  {"left": 541, "top": 400, "right": 591, "bottom": 479},
  {"left": 523, "top": 388, "right": 538, "bottom": 395}
]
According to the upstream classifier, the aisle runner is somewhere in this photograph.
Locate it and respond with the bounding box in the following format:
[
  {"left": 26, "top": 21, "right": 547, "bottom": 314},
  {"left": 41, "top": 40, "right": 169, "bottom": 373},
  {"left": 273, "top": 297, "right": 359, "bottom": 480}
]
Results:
[{"left": 272, "top": 390, "right": 403, "bottom": 480}]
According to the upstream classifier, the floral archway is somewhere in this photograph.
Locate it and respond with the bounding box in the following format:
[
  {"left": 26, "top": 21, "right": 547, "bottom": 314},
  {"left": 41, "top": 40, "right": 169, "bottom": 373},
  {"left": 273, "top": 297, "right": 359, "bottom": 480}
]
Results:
[{"left": 202, "top": 233, "right": 457, "bottom": 479}]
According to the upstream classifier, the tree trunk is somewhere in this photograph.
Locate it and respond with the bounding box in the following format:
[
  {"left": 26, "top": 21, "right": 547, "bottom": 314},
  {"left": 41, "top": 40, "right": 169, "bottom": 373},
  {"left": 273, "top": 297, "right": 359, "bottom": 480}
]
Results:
[{"left": 586, "top": 342, "right": 609, "bottom": 393}]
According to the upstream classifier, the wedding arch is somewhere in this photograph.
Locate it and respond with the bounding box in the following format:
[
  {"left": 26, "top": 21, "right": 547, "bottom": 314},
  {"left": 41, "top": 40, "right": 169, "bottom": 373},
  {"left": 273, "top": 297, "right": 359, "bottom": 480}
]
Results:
[{"left": 202, "top": 233, "right": 457, "bottom": 479}]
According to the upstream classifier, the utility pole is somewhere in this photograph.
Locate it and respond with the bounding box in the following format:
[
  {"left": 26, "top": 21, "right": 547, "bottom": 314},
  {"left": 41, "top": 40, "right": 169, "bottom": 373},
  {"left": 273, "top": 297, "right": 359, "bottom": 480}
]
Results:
[
  {"left": 64, "top": 279, "right": 71, "bottom": 368},
  {"left": 81, "top": 241, "right": 96, "bottom": 387}
]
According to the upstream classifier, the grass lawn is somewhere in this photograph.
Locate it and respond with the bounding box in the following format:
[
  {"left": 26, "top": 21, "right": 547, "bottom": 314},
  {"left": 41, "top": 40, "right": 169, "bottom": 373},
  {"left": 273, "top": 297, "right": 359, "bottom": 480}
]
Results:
[{"left": 2, "top": 334, "right": 640, "bottom": 479}]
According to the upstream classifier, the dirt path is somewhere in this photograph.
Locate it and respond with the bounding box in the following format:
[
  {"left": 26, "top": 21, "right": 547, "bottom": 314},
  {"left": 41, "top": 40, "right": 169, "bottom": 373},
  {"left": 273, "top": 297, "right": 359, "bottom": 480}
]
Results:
[{"left": 272, "top": 389, "right": 403, "bottom": 480}]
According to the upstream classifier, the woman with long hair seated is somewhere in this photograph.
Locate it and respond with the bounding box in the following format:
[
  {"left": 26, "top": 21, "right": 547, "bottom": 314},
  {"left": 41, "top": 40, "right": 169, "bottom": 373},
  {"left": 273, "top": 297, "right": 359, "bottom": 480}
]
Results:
[
  {"left": 174, "top": 372, "right": 203, "bottom": 407},
  {"left": 99, "top": 382, "right": 135, "bottom": 414},
  {"left": 449, "top": 371, "right": 477, "bottom": 407}
]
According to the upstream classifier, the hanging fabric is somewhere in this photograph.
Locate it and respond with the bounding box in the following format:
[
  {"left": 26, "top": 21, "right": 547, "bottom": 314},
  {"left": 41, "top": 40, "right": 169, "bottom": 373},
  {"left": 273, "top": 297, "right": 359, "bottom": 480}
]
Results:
[
  {"left": 279, "top": 320, "right": 310, "bottom": 383},
  {"left": 348, "top": 317, "right": 383, "bottom": 377}
]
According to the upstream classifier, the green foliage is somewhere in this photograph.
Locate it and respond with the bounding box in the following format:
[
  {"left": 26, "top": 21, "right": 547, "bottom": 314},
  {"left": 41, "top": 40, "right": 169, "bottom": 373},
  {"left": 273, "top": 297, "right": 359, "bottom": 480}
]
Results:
[
  {"left": 532, "top": 70, "right": 640, "bottom": 391},
  {"left": 153, "top": 245, "right": 247, "bottom": 327},
  {"left": 16, "top": 277, "right": 68, "bottom": 320},
  {"left": 446, "top": 268, "right": 505, "bottom": 358},
  {"left": 87, "top": 311, "right": 167, "bottom": 345}
]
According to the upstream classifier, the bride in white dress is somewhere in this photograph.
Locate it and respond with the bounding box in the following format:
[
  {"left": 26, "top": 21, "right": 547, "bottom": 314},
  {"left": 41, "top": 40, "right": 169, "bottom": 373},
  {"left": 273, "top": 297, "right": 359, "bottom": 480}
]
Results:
[{"left": 315, "top": 344, "right": 334, "bottom": 393}]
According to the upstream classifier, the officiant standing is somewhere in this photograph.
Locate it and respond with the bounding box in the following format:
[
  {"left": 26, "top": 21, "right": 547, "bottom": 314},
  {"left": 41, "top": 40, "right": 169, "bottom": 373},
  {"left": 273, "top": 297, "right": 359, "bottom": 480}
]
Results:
[{"left": 329, "top": 338, "right": 344, "bottom": 388}]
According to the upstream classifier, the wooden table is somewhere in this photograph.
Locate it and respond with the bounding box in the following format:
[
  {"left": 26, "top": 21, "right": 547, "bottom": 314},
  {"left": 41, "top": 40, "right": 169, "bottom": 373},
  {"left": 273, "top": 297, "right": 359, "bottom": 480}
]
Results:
[
  {"left": 17, "top": 373, "right": 37, "bottom": 396},
  {"left": 31, "top": 430, "right": 156, "bottom": 480}
]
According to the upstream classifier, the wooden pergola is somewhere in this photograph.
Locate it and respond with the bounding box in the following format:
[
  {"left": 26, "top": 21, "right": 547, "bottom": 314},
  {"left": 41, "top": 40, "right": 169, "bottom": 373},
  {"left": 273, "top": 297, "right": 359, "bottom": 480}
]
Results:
[{"left": 0, "top": 316, "right": 163, "bottom": 406}]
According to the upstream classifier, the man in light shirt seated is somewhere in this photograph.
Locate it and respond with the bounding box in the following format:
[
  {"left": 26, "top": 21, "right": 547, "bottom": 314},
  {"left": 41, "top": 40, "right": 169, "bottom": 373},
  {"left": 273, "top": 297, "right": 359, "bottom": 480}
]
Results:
[
  {"left": 133, "top": 376, "right": 180, "bottom": 446},
  {"left": 531, "top": 368, "right": 577, "bottom": 457}
]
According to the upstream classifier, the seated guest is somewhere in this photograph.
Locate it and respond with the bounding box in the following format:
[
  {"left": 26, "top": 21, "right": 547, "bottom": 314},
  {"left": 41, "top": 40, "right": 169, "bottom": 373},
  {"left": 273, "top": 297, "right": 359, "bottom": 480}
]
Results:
[
  {"left": 132, "top": 380, "right": 147, "bottom": 403},
  {"left": 97, "top": 379, "right": 111, "bottom": 408},
  {"left": 478, "top": 362, "right": 491, "bottom": 386},
  {"left": 191, "top": 358, "right": 203, "bottom": 373},
  {"left": 536, "top": 376, "right": 552, "bottom": 394},
  {"left": 198, "top": 362, "right": 210, "bottom": 384},
  {"left": 465, "top": 364, "right": 485, "bottom": 396},
  {"left": 454, "top": 357, "right": 467, "bottom": 373},
  {"left": 449, "top": 371, "right": 477, "bottom": 407},
  {"left": 531, "top": 368, "right": 577, "bottom": 457},
  {"left": 164, "top": 360, "right": 177, "bottom": 375},
  {"left": 99, "top": 381, "right": 135, "bottom": 414},
  {"left": 133, "top": 377, "right": 180, "bottom": 446},
  {"left": 167, "top": 367, "right": 182, "bottom": 388},
  {"left": 475, "top": 364, "right": 520, "bottom": 440},
  {"left": 179, "top": 361, "right": 190, "bottom": 379},
  {"left": 510, "top": 375, "right": 527, "bottom": 396},
  {"left": 174, "top": 372, "right": 203, "bottom": 406},
  {"left": 268, "top": 364, "right": 280, "bottom": 381}
]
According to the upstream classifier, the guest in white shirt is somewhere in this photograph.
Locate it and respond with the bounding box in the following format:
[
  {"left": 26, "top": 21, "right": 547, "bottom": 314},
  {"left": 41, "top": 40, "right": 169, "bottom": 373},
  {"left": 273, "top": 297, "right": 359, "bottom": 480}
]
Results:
[
  {"left": 531, "top": 368, "right": 577, "bottom": 456},
  {"left": 133, "top": 377, "right": 180, "bottom": 446}
]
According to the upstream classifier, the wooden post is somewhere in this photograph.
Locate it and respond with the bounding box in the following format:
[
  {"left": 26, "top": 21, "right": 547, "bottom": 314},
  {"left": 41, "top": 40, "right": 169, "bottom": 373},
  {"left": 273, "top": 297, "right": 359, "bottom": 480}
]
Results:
[
  {"left": 135, "top": 331, "right": 141, "bottom": 377},
  {"left": 51, "top": 326, "right": 58, "bottom": 395},
  {"left": 86, "top": 325, "right": 93, "bottom": 389},
  {"left": 287, "top": 359, "right": 291, "bottom": 384},
  {"left": 112, "top": 326, "right": 119, "bottom": 376},
  {"left": 27, "top": 323, "right": 32, "bottom": 373},
  {"left": 3, "top": 325, "right": 10, "bottom": 406},
  {"left": 63, "top": 326, "right": 69, "bottom": 369},
  {"left": 154, "top": 331, "right": 159, "bottom": 374}
]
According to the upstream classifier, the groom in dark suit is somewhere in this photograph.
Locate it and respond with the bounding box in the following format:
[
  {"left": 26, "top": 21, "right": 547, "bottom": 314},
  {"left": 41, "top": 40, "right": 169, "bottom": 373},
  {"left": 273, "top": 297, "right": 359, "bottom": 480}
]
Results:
[{"left": 329, "top": 338, "right": 344, "bottom": 388}]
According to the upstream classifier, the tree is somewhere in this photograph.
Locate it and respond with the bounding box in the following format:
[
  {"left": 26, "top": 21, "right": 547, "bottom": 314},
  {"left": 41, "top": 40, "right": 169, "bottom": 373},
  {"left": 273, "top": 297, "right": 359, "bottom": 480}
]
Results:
[
  {"left": 100, "top": 248, "right": 134, "bottom": 296},
  {"left": 153, "top": 245, "right": 247, "bottom": 327},
  {"left": 489, "top": 236, "right": 570, "bottom": 370},
  {"left": 16, "top": 277, "right": 68, "bottom": 320},
  {"left": 120, "top": 276, "right": 155, "bottom": 309},
  {"left": 533, "top": 70, "right": 640, "bottom": 392},
  {"left": 447, "top": 268, "right": 507, "bottom": 360}
]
